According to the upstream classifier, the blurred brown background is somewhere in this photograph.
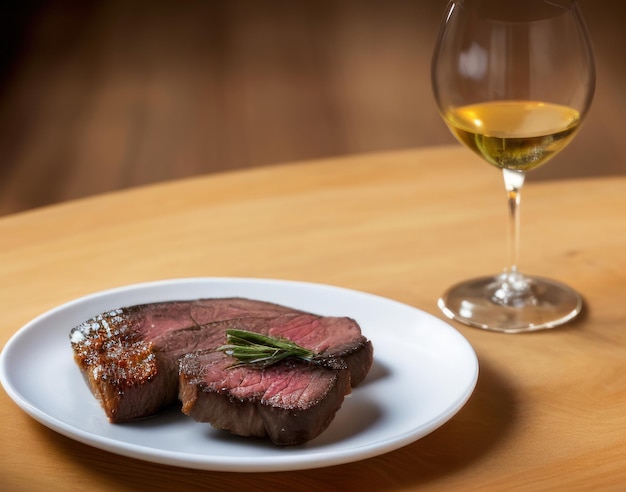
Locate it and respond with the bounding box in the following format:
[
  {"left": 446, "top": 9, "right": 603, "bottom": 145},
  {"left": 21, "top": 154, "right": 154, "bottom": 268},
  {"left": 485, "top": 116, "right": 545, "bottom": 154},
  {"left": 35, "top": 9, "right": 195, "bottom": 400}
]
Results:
[{"left": 0, "top": 0, "right": 623, "bottom": 217}]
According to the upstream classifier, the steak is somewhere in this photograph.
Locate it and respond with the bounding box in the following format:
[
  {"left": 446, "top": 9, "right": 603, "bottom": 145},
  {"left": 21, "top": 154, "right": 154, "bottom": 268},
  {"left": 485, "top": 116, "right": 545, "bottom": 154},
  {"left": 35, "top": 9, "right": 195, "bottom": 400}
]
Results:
[
  {"left": 69, "top": 297, "right": 373, "bottom": 444},
  {"left": 179, "top": 351, "right": 351, "bottom": 445}
]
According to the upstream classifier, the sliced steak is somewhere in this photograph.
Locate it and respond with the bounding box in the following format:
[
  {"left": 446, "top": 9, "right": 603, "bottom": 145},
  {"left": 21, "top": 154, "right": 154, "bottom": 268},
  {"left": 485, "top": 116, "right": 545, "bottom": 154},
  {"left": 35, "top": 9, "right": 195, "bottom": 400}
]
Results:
[
  {"left": 69, "top": 297, "right": 373, "bottom": 440},
  {"left": 177, "top": 314, "right": 373, "bottom": 444},
  {"left": 179, "top": 351, "right": 351, "bottom": 445}
]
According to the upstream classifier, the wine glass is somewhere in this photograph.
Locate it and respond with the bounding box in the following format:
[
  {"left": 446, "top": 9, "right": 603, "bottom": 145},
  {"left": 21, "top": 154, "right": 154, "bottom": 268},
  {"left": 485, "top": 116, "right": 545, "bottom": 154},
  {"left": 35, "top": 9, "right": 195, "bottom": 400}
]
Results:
[{"left": 431, "top": 0, "right": 595, "bottom": 333}]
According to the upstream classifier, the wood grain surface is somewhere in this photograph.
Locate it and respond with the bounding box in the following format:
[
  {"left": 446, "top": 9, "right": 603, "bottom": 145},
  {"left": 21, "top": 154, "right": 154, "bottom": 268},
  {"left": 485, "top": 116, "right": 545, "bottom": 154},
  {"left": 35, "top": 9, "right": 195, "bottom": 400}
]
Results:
[
  {"left": 0, "top": 146, "right": 624, "bottom": 491},
  {"left": 0, "top": 0, "right": 625, "bottom": 217}
]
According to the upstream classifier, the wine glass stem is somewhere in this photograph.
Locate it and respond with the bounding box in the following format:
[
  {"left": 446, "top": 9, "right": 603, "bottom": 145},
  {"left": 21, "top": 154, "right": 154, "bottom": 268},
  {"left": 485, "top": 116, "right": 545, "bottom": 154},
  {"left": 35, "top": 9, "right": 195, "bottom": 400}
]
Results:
[
  {"left": 503, "top": 168, "right": 525, "bottom": 278},
  {"left": 492, "top": 168, "right": 533, "bottom": 306}
]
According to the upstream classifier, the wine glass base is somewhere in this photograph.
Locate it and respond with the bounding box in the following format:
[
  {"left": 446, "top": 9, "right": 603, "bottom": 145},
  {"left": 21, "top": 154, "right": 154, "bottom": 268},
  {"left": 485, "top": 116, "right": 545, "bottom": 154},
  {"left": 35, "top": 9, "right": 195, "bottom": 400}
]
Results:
[{"left": 438, "top": 275, "right": 583, "bottom": 333}]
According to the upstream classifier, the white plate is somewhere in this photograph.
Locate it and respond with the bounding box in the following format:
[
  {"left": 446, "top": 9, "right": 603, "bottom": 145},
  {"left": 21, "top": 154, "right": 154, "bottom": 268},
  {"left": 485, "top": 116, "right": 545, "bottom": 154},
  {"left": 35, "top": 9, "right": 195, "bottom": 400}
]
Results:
[{"left": 0, "top": 278, "right": 478, "bottom": 472}]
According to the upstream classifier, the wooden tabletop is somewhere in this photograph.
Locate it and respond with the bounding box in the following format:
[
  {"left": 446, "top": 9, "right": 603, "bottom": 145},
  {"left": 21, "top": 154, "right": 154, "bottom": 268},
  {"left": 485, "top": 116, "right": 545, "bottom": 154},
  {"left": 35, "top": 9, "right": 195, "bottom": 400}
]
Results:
[{"left": 1, "top": 146, "right": 624, "bottom": 491}]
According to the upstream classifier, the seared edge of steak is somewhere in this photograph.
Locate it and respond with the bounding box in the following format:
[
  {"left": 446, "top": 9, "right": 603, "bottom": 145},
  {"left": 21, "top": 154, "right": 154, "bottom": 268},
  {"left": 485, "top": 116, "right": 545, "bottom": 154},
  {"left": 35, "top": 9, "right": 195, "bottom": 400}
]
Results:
[{"left": 69, "top": 307, "right": 165, "bottom": 422}]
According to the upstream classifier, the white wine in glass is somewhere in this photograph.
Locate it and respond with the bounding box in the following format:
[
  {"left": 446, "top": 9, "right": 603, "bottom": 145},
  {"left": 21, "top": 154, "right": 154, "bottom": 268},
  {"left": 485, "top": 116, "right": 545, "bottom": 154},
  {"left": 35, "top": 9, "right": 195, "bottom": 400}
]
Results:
[{"left": 431, "top": 0, "right": 595, "bottom": 333}]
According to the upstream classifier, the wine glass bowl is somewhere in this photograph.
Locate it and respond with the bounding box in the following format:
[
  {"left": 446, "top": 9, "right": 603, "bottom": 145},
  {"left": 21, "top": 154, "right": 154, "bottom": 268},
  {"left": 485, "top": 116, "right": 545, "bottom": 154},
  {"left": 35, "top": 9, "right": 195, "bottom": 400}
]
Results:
[{"left": 431, "top": 0, "right": 595, "bottom": 333}]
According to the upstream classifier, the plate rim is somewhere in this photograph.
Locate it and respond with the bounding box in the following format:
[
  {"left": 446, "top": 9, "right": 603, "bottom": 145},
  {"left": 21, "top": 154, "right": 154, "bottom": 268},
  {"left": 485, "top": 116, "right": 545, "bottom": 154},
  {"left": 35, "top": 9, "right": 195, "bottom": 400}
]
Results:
[{"left": 0, "top": 277, "right": 479, "bottom": 472}]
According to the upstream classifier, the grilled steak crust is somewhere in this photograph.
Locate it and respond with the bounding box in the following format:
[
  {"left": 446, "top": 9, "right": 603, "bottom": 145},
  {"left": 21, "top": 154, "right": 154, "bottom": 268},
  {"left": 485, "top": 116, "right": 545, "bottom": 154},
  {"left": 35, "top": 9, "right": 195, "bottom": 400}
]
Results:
[
  {"left": 69, "top": 297, "right": 373, "bottom": 443},
  {"left": 69, "top": 306, "right": 165, "bottom": 422}
]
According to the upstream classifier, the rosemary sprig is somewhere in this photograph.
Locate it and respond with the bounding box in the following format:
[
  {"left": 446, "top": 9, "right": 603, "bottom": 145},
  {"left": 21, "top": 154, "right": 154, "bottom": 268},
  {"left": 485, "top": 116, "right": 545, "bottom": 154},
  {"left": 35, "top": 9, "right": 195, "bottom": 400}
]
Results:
[{"left": 217, "top": 329, "right": 317, "bottom": 368}]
